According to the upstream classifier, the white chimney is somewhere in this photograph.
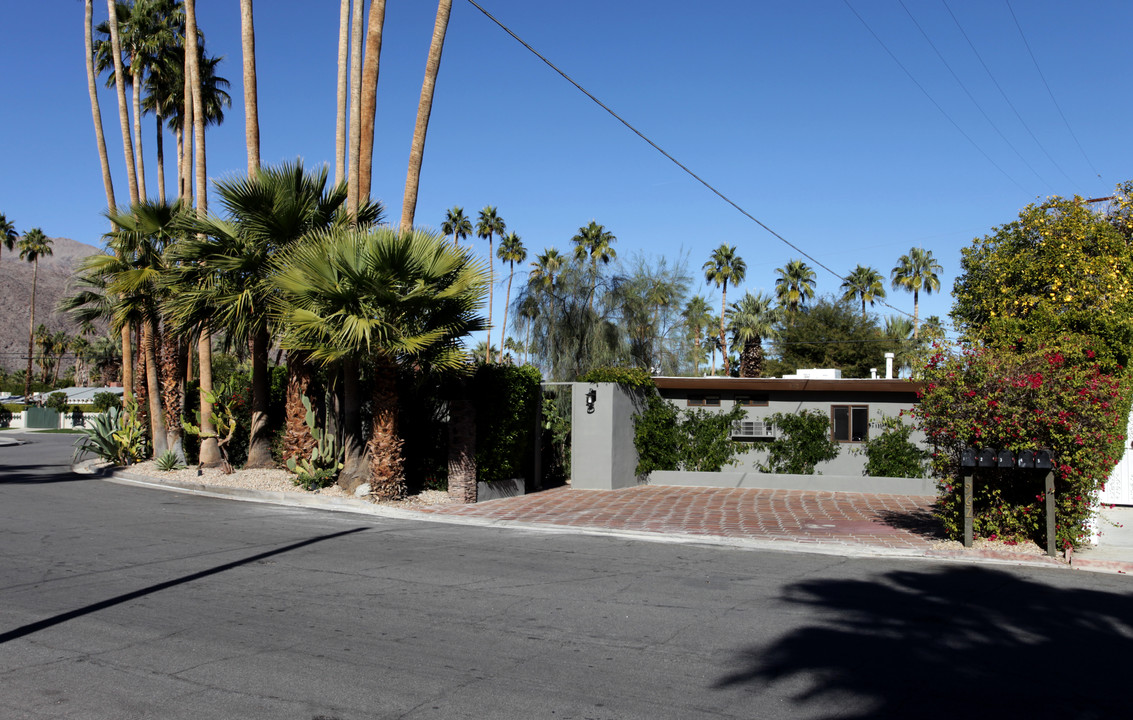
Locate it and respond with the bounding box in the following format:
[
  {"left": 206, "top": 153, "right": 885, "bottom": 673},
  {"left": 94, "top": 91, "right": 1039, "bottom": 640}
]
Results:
[
  {"left": 870, "top": 368, "right": 878, "bottom": 379},
  {"left": 885, "top": 353, "right": 895, "bottom": 379}
]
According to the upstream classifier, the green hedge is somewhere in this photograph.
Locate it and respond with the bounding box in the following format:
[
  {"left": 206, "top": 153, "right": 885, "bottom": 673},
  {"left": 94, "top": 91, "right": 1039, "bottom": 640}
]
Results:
[{"left": 472, "top": 364, "right": 542, "bottom": 483}]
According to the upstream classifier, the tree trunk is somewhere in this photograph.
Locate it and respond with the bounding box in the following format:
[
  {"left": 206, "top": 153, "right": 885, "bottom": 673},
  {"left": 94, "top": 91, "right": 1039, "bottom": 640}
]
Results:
[
  {"left": 338, "top": 358, "right": 367, "bottom": 493},
  {"left": 367, "top": 355, "right": 405, "bottom": 500},
  {"left": 500, "top": 263, "right": 513, "bottom": 359},
  {"left": 399, "top": 0, "right": 453, "bottom": 232},
  {"left": 358, "top": 0, "right": 386, "bottom": 200},
  {"left": 155, "top": 113, "right": 166, "bottom": 204},
  {"left": 739, "top": 339, "right": 763, "bottom": 379},
  {"left": 144, "top": 319, "right": 168, "bottom": 455},
  {"left": 283, "top": 351, "right": 319, "bottom": 468},
  {"left": 334, "top": 0, "right": 349, "bottom": 186},
  {"left": 913, "top": 289, "right": 920, "bottom": 340},
  {"left": 240, "top": 0, "right": 260, "bottom": 175},
  {"left": 84, "top": 0, "right": 117, "bottom": 218},
  {"left": 131, "top": 52, "right": 146, "bottom": 200},
  {"left": 23, "top": 261, "right": 37, "bottom": 402},
  {"left": 447, "top": 381, "right": 476, "bottom": 504},
  {"left": 245, "top": 328, "right": 274, "bottom": 468},
  {"left": 719, "top": 281, "right": 730, "bottom": 376},
  {"left": 346, "top": 0, "right": 365, "bottom": 220},
  {"left": 160, "top": 330, "right": 186, "bottom": 461},
  {"left": 185, "top": 0, "right": 220, "bottom": 467},
  {"left": 106, "top": 0, "right": 139, "bottom": 207}
]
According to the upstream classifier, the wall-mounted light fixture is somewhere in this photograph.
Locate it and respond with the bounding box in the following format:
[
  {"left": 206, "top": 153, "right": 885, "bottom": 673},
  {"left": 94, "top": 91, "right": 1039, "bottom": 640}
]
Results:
[{"left": 585, "top": 388, "right": 597, "bottom": 414}]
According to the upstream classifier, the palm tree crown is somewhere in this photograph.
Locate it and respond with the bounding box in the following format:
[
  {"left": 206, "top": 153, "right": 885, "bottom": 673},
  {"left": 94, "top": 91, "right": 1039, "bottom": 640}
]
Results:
[
  {"left": 19, "top": 228, "right": 53, "bottom": 401},
  {"left": 891, "top": 247, "right": 942, "bottom": 338},
  {"left": 529, "top": 248, "right": 564, "bottom": 290},
  {"left": 442, "top": 206, "right": 472, "bottom": 246},
  {"left": 0, "top": 212, "right": 17, "bottom": 265},
  {"left": 729, "top": 291, "right": 777, "bottom": 378},
  {"left": 841, "top": 264, "right": 886, "bottom": 319},
  {"left": 703, "top": 244, "right": 746, "bottom": 375},
  {"left": 775, "top": 259, "right": 816, "bottom": 320}
]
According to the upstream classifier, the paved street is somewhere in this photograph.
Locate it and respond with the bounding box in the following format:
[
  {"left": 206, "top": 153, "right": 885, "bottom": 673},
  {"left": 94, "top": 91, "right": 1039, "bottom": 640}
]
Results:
[{"left": 2, "top": 433, "right": 1132, "bottom": 719}]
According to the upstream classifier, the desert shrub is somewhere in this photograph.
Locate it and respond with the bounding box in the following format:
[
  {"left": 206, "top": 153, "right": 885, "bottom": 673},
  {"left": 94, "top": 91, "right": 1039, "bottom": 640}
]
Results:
[
  {"left": 860, "top": 414, "right": 929, "bottom": 478},
  {"left": 756, "top": 410, "right": 840, "bottom": 474},
  {"left": 73, "top": 400, "right": 149, "bottom": 466},
  {"left": 634, "top": 394, "right": 749, "bottom": 474},
  {"left": 45, "top": 392, "right": 68, "bottom": 412}
]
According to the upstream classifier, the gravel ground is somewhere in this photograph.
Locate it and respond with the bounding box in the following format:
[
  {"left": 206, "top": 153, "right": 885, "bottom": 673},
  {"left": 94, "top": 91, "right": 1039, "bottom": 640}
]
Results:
[{"left": 119, "top": 460, "right": 454, "bottom": 507}]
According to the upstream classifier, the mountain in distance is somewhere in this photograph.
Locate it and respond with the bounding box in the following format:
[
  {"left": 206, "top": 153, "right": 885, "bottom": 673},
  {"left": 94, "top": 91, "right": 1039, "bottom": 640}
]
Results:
[{"left": 0, "top": 235, "right": 104, "bottom": 372}]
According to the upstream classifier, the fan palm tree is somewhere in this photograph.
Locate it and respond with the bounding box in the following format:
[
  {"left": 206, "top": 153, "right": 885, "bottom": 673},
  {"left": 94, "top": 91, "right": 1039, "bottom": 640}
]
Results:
[
  {"left": 571, "top": 221, "right": 617, "bottom": 313},
  {"left": 441, "top": 206, "right": 472, "bottom": 247},
  {"left": 170, "top": 160, "right": 369, "bottom": 469},
  {"left": 477, "top": 206, "right": 506, "bottom": 361},
  {"left": 703, "top": 244, "right": 746, "bottom": 375},
  {"left": 19, "top": 229, "right": 54, "bottom": 401},
  {"left": 358, "top": 0, "right": 387, "bottom": 201},
  {"left": 891, "top": 247, "right": 942, "bottom": 339},
  {"left": 0, "top": 213, "right": 16, "bottom": 266},
  {"left": 841, "top": 265, "right": 886, "bottom": 319},
  {"left": 272, "top": 226, "right": 488, "bottom": 498},
  {"left": 775, "top": 259, "right": 815, "bottom": 324},
  {"left": 682, "top": 295, "right": 713, "bottom": 375},
  {"left": 85, "top": 0, "right": 118, "bottom": 218},
  {"left": 497, "top": 232, "right": 527, "bottom": 355},
  {"left": 102, "top": 0, "right": 139, "bottom": 206},
  {"left": 239, "top": 0, "right": 259, "bottom": 175},
  {"left": 399, "top": 0, "right": 454, "bottom": 231},
  {"left": 528, "top": 248, "right": 564, "bottom": 373},
  {"left": 729, "top": 291, "right": 777, "bottom": 378}
]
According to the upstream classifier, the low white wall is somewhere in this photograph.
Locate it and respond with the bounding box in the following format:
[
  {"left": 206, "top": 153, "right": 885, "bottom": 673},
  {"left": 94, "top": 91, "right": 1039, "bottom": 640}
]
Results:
[{"left": 649, "top": 469, "right": 937, "bottom": 496}]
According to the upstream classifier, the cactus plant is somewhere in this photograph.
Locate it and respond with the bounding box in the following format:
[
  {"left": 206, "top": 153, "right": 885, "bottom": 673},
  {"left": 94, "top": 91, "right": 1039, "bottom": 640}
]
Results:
[{"left": 286, "top": 394, "right": 344, "bottom": 490}]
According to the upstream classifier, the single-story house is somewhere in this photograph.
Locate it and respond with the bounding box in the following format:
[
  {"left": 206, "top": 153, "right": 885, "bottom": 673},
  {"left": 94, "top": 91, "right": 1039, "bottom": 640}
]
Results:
[{"left": 30, "top": 386, "right": 125, "bottom": 405}]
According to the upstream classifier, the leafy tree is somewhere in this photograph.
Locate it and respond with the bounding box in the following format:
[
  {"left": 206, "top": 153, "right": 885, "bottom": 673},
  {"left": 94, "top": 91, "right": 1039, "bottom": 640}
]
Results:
[
  {"left": 19, "top": 228, "right": 53, "bottom": 401},
  {"left": 441, "top": 206, "right": 472, "bottom": 247},
  {"left": 775, "top": 258, "right": 815, "bottom": 323},
  {"left": 770, "top": 296, "right": 889, "bottom": 378},
  {"left": 891, "top": 247, "right": 942, "bottom": 339},
  {"left": 841, "top": 264, "right": 886, "bottom": 319},
  {"left": 952, "top": 188, "right": 1133, "bottom": 368},
  {"left": 729, "top": 291, "right": 777, "bottom": 378},
  {"left": 703, "top": 244, "right": 746, "bottom": 376}
]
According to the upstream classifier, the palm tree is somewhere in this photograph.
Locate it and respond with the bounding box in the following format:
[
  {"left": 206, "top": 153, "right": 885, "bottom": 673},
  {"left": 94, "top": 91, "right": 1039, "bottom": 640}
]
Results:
[
  {"left": 102, "top": 0, "right": 140, "bottom": 206},
  {"left": 703, "top": 244, "right": 746, "bottom": 376},
  {"left": 85, "top": 0, "right": 118, "bottom": 218},
  {"left": 240, "top": 0, "right": 259, "bottom": 174},
  {"left": 682, "top": 295, "right": 713, "bottom": 375},
  {"left": 571, "top": 221, "right": 617, "bottom": 312},
  {"left": 170, "top": 160, "right": 364, "bottom": 469},
  {"left": 0, "top": 213, "right": 16, "bottom": 266},
  {"left": 729, "top": 292, "right": 777, "bottom": 378},
  {"left": 891, "top": 247, "right": 943, "bottom": 339},
  {"left": 334, "top": 0, "right": 349, "bottom": 186},
  {"left": 775, "top": 259, "right": 815, "bottom": 324},
  {"left": 346, "top": 0, "right": 364, "bottom": 220},
  {"left": 19, "top": 229, "right": 53, "bottom": 401},
  {"left": 528, "top": 248, "right": 563, "bottom": 373},
  {"left": 441, "top": 206, "right": 472, "bottom": 247},
  {"left": 497, "top": 231, "right": 527, "bottom": 355},
  {"left": 477, "top": 206, "right": 506, "bottom": 361},
  {"left": 884, "top": 315, "right": 915, "bottom": 375},
  {"left": 841, "top": 265, "right": 886, "bottom": 319},
  {"left": 358, "top": 0, "right": 387, "bottom": 201},
  {"left": 399, "top": 0, "right": 454, "bottom": 231},
  {"left": 272, "top": 226, "right": 488, "bottom": 499}
]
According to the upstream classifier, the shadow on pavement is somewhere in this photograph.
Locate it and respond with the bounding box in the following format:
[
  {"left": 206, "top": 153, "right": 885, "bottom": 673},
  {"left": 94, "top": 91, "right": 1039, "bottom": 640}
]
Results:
[
  {"left": 0, "top": 527, "right": 368, "bottom": 644},
  {"left": 0, "top": 465, "right": 92, "bottom": 484},
  {"left": 873, "top": 506, "right": 946, "bottom": 541},
  {"left": 713, "top": 565, "right": 1131, "bottom": 718}
]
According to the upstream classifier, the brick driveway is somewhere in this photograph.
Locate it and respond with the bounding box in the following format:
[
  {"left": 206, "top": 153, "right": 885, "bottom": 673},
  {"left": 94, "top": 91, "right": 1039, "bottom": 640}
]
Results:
[{"left": 419, "top": 485, "right": 943, "bottom": 552}]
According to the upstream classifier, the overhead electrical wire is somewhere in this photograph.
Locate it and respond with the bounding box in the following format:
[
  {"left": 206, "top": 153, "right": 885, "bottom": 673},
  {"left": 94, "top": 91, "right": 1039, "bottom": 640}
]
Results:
[
  {"left": 462, "top": 0, "right": 918, "bottom": 323},
  {"left": 942, "top": 0, "right": 1080, "bottom": 191},
  {"left": 1004, "top": 0, "right": 1101, "bottom": 181}
]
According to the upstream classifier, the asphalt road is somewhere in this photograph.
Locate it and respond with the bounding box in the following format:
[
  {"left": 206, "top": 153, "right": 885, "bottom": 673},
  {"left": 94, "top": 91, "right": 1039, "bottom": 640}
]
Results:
[{"left": 2, "top": 432, "right": 1131, "bottom": 720}]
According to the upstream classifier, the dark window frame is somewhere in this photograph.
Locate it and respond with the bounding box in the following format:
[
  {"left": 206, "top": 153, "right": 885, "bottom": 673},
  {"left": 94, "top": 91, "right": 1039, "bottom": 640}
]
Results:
[
  {"left": 831, "top": 405, "right": 870, "bottom": 443},
  {"left": 687, "top": 394, "right": 721, "bottom": 407},
  {"left": 735, "top": 394, "right": 769, "bottom": 407}
]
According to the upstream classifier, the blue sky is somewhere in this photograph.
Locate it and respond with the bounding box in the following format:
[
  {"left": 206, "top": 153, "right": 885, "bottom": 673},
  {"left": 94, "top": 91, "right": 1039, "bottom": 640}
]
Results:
[{"left": 3, "top": 0, "right": 1132, "bottom": 346}]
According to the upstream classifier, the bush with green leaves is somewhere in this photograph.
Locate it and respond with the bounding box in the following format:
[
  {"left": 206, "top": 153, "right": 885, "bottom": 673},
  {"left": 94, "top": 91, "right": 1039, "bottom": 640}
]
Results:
[
  {"left": 91, "top": 391, "right": 122, "bottom": 413},
  {"left": 155, "top": 449, "right": 186, "bottom": 472},
  {"left": 580, "top": 366, "right": 655, "bottom": 392},
  {"left": 634, "top": 394, "right": 749, "bottom": 474},
  {"left": 472, "top": 364, "right": 542, "bottom": 483},
  {"left": 0, "top": 406, "right": 11, "bottom": 428},
  {"left": 859, "top": 414, "right": 928, "bottom": 478},
  {"left": 45, "top": 392, "right": 68, "bottom": 412},
  {"left": 757, "top": 409, "right": 840, "bottom": 474}
]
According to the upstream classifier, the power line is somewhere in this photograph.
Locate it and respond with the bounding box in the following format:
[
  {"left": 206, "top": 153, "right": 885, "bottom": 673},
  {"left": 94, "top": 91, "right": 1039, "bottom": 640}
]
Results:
[
  {"left": 842, "top": 0, "right": 1030, "bottom": 196},
  {"left": 941, "top": 0, "right": 1079, "bottom": 191},
  {"left": 462, "top": 0, "right": 917, "bottom": 322},
  {"left": 1004, "top": 0, "right": 1101, "bottom": 181}
]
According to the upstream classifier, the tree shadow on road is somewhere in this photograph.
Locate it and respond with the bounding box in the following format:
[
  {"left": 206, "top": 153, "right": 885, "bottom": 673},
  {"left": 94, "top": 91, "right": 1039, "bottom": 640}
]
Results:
[
  {"left": 714, "top": 565, "right": 1132, "bottom": 719},
  {"left": 873, "top": 506, "right": 946, "bottom": 541},
  {"left": 0, "top": 464, "right": 94, "bottom": 484}
]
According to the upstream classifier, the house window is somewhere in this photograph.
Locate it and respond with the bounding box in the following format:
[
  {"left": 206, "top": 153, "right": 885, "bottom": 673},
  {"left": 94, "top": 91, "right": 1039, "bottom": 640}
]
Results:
[
  {"left": 687, "top": 395, "right": 720, "bottom": 407},
  {"left": 735, "top": 394, "right": 769, "bottom": 407},
  {"left": 832, "top": 405, "right": 869, "bottom": 442}
]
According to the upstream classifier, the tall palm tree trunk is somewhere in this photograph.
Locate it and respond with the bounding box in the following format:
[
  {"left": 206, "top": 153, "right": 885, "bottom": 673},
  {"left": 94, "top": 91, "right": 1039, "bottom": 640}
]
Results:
[
  {"left": 399, "top": 0, "right": 453, "bottom": 232},
  {"left": 719, "top": 281, "right": 730, "bottom": 375},
  {"left": 346, "top": 0, "right": 365, "bottom": 220},
  {"left": 106, "top": 0, "right": 139, "bottom": 207},
  {"left": 339, "top": 359, "right": 367, "bottom": 492},
  {"left": 446, "top": 380, "right": 476, "bottom": 503},
  {"left": 334, "top": 0, "right": 349, "bottom": 186},
  {"left": 486, "top": 233, "right": 494, "bottom": 363},
  {"left": 185, "top": 0, "right": 221, "bottom": 467},
  {"left": 358, "top": 0, "right": 386, "bottom": 200},
  {"left": 155, "top": 113, "right": 166, "bottom": 204},
  {"left": 367, "top": 356, "right": 405, "bottom": 500},
  {"left": 144, "top": 319, "right": 168, "bottom": 455},
  {"left": 131, "top": 54, "right": 147, "bottom": 200},
  {"left": 245, "top": 327, "right": 274, "bottom": 468},
  {"left": 913, "top": 289, "right": 920, "bottom": 339},
  {"left": 160, "top": 330, "right": 185, "bottom": 460},
  {"left": 240, "top": 0, "right": 260, "bottom": 174},
  {"left": 283, "top": 351, "right": 319, "bottom": 468},
  {"left": 24, "top": 260, "right": 38, "bottom": 402},
  {"left": 501, "top": 264, "right": 514, "bottom": 357}
]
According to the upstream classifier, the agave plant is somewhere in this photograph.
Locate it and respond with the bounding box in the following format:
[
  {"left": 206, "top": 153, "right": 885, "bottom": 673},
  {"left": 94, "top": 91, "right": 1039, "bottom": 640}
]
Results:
[{"left": 72, "top": 400, "right": 148, "bottom": 466}]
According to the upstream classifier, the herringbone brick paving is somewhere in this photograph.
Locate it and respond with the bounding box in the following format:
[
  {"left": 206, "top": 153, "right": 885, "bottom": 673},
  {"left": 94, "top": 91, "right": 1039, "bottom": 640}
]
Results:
[{"left": 419, "top": 485, "right": 943, "bottom": 551}]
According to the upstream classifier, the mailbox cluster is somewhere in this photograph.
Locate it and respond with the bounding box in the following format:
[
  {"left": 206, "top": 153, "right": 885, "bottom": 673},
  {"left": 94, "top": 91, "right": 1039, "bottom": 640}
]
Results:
[{"left": 960, "top": 447, "right": 1052, "bottom": 470}]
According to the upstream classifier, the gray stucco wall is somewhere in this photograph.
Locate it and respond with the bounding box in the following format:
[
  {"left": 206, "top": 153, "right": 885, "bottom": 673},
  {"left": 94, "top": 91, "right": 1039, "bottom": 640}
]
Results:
[
  {"left": 570, "top": 382, "right": 640, "bottom": 490},
  {"left": 660, "top": 388, "right": 925, "bottom": 477}
]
